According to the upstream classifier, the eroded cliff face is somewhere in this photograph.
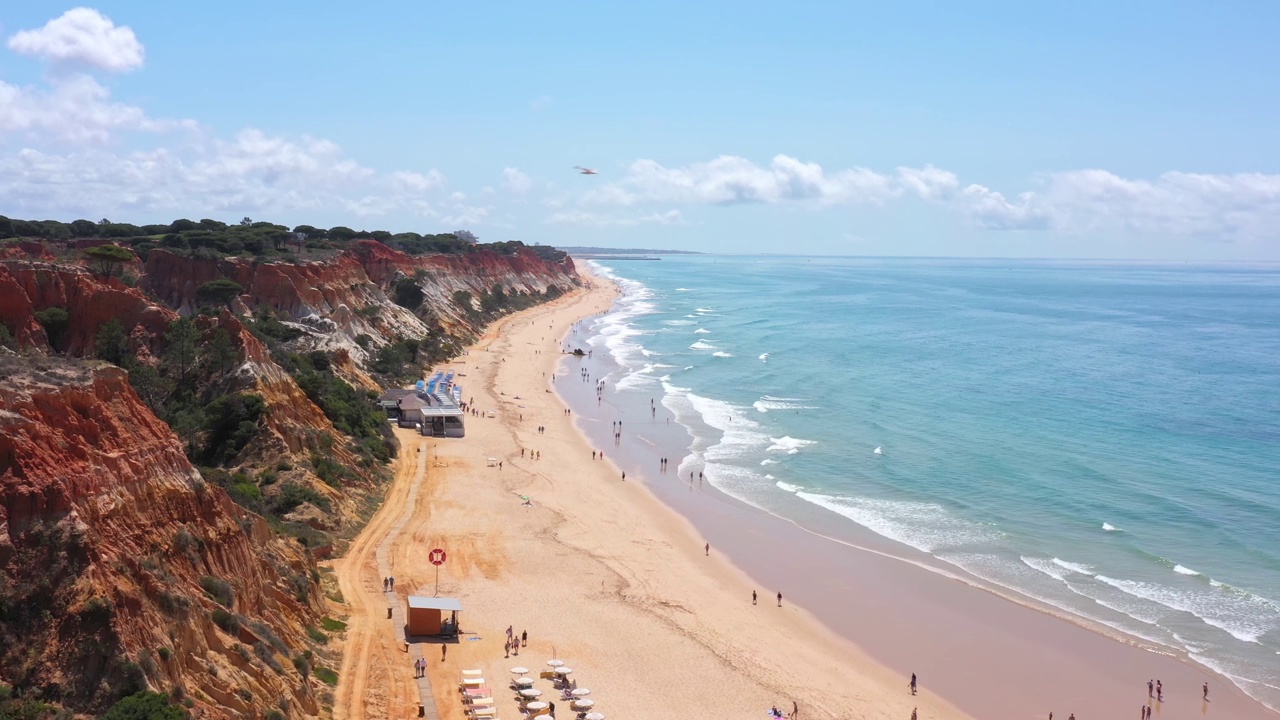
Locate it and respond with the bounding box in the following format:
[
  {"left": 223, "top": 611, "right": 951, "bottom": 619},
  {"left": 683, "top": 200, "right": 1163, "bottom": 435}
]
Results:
[
  {"left": 0, "top": 359, "right": 324, "bottom": 718},
  {"left": 0, "top": 261, "right": 173, "bottom": 356},
  {"left": 143, "top": 242, "right": 579, "bottom": 384},
  {"left": 0, "top": 261, "right": 366, "bottom": 539}
]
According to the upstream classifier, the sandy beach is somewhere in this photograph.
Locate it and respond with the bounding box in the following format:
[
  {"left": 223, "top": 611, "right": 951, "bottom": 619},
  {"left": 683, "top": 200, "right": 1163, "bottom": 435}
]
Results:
[{"left": 331, "top": 264, "right": 1277, "bottom": 720}]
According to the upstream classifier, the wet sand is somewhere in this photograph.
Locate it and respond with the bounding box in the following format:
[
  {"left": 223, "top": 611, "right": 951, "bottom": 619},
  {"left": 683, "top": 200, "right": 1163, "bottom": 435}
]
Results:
[{"left": 555, "top": 266, "right": 1280, "bottom": 720}]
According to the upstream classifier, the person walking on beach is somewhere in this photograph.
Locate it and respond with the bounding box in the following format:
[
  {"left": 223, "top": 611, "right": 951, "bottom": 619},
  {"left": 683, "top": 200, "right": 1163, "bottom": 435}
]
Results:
[
  {"left": 1203, "top": 682, "right": 1209, "bottom": 701},
  {"left": 908, "top": 672, "right": 917, "bottom": 695},
  {"left": 522, "top": 630, "right": 527, "bottom": 644},
  {"left": 1156, "top": 679, "right": 1162, "bottom": 702},
  {"left": 791, "top": 700, "right": 798, "bottom": 719},
  {"left": 504, "top": 639, "right": 510, "bottom": 658},
  {"left": 910, "top": 709, "right": 916, "bottom": 720},
  {"left": 705, "top": 543, "right": 709, "bottom": 556},
  {"left": 752, "top": 590, "right": 757, "bottom": 605},
  {"left": 1148, "top": 679, "right": 1153, "bottom": 698},
  {"left": 441, "top": 643, "right": 447, "bottom": 661},
  {"left": 622, "top": 471, "right": 626, "bottom": 481},
  {"left": 777, "top": 591, "right": 783, "bottom": 607},
  {"left": 389, "top": 576, "right": 395, "bottom": 591}
]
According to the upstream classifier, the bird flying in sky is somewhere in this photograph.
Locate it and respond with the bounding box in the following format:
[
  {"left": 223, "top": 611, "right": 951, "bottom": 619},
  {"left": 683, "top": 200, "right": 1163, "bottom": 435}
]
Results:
[{"left": 574, "top": 166, "right": 598, "bottom": 175}]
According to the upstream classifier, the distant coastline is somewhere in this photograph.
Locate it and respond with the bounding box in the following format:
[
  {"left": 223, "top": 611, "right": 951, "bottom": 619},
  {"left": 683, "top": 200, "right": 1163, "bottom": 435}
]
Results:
[{"left": 560, "top": 246, "right": 702, "bottom": 257}]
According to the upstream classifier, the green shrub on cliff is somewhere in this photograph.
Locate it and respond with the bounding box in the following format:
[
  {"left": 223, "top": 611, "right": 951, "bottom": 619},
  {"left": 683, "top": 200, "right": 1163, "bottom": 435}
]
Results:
[
  {"left": 34, "top": 307, "right": 70, "bottom": 351},
  {"left": 83, "top": 244, "right": 135, "bottom": 277},
  {"left": 101, "top": 691, "right": 184, "bottom": 720}
]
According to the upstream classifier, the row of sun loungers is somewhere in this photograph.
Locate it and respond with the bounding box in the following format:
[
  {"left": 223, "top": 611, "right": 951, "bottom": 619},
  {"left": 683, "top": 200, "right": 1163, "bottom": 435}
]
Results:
[{"left": 459, "top": 659, "right": 604, "bottom": 720}]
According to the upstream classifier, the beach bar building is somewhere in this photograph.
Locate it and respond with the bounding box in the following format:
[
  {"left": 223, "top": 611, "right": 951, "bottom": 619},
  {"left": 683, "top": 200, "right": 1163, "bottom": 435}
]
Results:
[
  {"left": 376, "top": 381, "right": 466, "bottom": 437},
  {"left": 376, "top": 388, "right": 415, "bottom": 419},
  {"left": 406, "top": 596, "right": 462, "bottom": 636}
]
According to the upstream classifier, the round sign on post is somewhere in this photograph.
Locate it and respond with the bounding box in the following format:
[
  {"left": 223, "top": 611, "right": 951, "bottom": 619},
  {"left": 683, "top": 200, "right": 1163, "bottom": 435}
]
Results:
[{"left": 429, "top": 548, "right": 446, "bottom": 597}]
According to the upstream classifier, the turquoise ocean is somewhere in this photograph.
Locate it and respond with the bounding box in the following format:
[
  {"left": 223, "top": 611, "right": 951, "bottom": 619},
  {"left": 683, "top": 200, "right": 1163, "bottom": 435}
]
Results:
[{"left": 585, "top": 256, "right": 1280, "bottom": 711}]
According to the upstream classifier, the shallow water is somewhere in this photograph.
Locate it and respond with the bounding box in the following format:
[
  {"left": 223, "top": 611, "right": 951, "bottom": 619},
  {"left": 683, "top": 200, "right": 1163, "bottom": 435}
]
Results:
[{"left": 583, "top": 256, "right": 1280, "bottom": 710}]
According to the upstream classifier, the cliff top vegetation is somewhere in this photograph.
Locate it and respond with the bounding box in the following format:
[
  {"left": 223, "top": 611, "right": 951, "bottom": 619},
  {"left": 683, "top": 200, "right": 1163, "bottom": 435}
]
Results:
[{"left": 0, "top": 214, "right": 569, "bottom": 264}]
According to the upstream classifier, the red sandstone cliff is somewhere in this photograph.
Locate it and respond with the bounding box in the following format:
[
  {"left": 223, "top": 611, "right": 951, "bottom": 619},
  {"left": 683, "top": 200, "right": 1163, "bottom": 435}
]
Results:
[
  {"left": 142, "top": 242, "right": 579, "bottom": 384},
  {"left": 0, "top": 358, "right": 326, "bottom": 717},
  {"left": 0, "top": 262, "right": 365, "bottom": 527}
]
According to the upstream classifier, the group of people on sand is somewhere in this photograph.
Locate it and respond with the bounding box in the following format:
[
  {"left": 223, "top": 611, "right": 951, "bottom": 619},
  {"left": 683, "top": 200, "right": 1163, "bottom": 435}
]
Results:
[
  {"left": 768, "top": 700, "right": 799, "bottom": 718},
  {"left": 504, "top": 626, "right": 528, "bottom": 658},
  {"left": 1045, "top": 678, "right": 1209, "bottom": 719}
]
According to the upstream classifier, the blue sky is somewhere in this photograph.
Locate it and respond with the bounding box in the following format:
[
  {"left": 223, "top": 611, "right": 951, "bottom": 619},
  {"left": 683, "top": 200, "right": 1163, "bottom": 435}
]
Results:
[{"left": 2, "top": 2, "right": 1279, "bottom": 258}]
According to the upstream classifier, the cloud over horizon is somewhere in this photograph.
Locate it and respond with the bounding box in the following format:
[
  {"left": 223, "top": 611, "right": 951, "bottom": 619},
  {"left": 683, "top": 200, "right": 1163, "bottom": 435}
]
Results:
[{"left": 579, "top": 156, "right": 1280, "bottom": 241}]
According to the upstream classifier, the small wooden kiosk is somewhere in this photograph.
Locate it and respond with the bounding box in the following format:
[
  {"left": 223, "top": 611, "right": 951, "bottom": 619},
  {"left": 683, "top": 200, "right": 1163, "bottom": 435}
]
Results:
[{"left": 406, "top": 596, "right": 461, "bottom": 636}]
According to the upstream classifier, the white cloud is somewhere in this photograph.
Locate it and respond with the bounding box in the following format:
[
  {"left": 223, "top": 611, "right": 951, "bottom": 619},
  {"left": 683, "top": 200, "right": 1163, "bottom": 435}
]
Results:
[
  {"left": 391, "top": 169, "right": 447, "bottom": 194},
  {"left": 8, "top": 8, "right": 144, "bottom": 73},
  {"left": 584, "top": 155, "right": 898, "bottom": 207},
  {"left": 0, "top": 75, "right": 188, "bottom": 143},
  {"left": 545, "top": 209, "right": 684, "bottom": 227},
  {"left": 579, "top": 154, "right": 1280, "bottom": 241},
  {"left": 503, "top": 167, "right": 532, "bottom": 194}
]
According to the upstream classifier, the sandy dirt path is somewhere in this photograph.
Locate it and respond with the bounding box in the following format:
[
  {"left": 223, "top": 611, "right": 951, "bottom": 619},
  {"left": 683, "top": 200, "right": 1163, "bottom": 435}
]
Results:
[{"left": 330, "top": 430, "right": 425, "bottom": 719}]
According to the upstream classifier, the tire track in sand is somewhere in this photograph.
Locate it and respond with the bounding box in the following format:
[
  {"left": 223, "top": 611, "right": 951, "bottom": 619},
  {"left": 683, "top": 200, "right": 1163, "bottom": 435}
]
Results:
[{"left": 332, "top": 432, "right": 426, "bottom": 719}]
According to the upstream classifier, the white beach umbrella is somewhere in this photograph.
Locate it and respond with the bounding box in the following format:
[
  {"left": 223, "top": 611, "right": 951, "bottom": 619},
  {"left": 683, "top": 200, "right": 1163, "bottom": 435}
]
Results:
[
  {"left": 546, "top": 659, "right": 565, "bottom": 667},
  {"left": 520, "top": 688, "right": 542, "bottom": 698},
  {"left": 572, "top": 688, "right": 591, "bottom": 697},
  {"left": 525, "top": 701, "right": 548, "bottom": 711},
  {"left": 555, "top": 666, "right": 574, "bottom": 675},
  {"left": 510, "top": 667, "right": 529, "bottom": 675},
  {"left": 572, "top": 698, "right": 595, "bottom": 709},
  {"left": 584, "top": 713, "right": 605, "bottom": 720},
  {"left": 514, "top": 677, "right": 535, "bottom": 687}
]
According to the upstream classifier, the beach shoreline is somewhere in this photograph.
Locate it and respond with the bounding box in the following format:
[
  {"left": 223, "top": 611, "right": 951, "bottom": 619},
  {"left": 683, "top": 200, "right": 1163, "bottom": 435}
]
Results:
[{"left": 560, "top": 263, "right": 1280, "bottom": 720}]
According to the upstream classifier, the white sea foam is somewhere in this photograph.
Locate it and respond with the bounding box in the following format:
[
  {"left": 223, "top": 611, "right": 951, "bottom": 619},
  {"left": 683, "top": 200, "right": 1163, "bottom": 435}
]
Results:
[
  {"left": 689, "top": 340, "right": 716, "bottom": 350},
  {"left": 873, "top": 445, "right": 882, "bottom": 455},
  {"left": 1174, "top": 564, "right": 1201, "bottom": 576},
  {"left": 776, "top": 481, "right": 803, "bottom": 493},
  {"left": 662, "top": 380, "right": 780, "bottom": 506},
  {"left": 675, "top": 288, "right": 692, "bottom": 291},
  {"left": 760, "top": 458, "right": 778, "bottom": 466},
  {"left": 1093, "top": 574, "right": 1280, "bottom": 644},
  {"left": 695, "top": 307, "right": 714, "bottom": 313},
  {"left": 664, "top": 319, "right": 696, "bottom": 326},
  {"left": 1102, "top": 522, "right": 1121, "bottom": 532},
  {"left": 712, "top": 351, "right": 733, "bottom": 358},
  {"left": 588, "top": 263, "right": 657, "bottom": 379},
  {"left": 753, "top": 398, "right": 818, "bottom": 413},
  {"left": 764, "top": 474, "right": 774, "bottom": 480},
  {"left": 1022, "top": 555, "right": 1070, "bottom": 582},
  {"left": 1052, "top": 558, "right": 1096, "bottom": 575},
  {"left": 759, "top": 352, "right": 769, "bottom": 362},
  {"left": 694, "top": 328, "right": 712, "bottom": 334},
  {"left": 767, "top": 436, "right": 816, "bottom": 454},
  {"left": 797, "top": 494, "right": 1003, "bottom": 554}
]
